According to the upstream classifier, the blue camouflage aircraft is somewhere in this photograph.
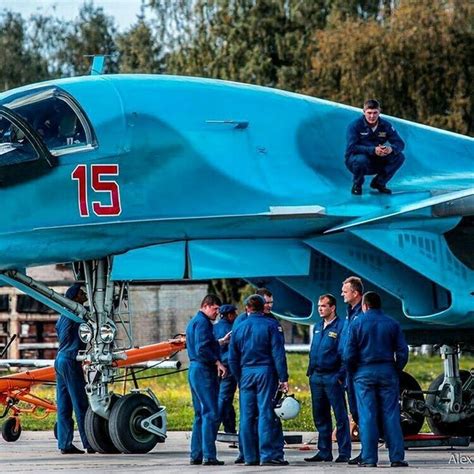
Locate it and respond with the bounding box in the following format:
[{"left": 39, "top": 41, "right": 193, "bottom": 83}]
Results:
[{"left": 0, "top": 71, "right": 472, "bottom": 450}]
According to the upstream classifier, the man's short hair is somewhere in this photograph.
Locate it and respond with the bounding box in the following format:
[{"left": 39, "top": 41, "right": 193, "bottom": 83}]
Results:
[
  {"left": 343, "top": 276, "right": 364, "bottom": 295},
  {"left": 362, "top": 291, "right": 382, "bottom": 309},
  {"left": 244, "top": 294, "right": 265, "bottom": 312},
  {"left": 200, "top": 294, "right": 222, "bottom": 308},
  {"left": 256, "top": 287, "right": 272, "bottom": 298},
  {"left": 319, "top": 293, "right": 337, "bottom": 308},
  {"left": 363, "top": 99, "right": 381, "bottom": 110},
  {"left": 65, "top": 283, "right": 82, "bottom": 300}
]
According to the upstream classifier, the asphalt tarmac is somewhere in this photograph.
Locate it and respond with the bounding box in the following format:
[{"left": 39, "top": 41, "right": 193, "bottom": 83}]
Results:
[{"left": 1, "top": 431, "right": 473, "bottom": 473}]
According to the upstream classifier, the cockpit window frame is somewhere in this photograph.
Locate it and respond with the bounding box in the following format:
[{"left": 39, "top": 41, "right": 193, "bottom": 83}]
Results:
[
  {"left": 0, "top": 86, "right": 97, "bottom": 157},
  {"left": 0, "top": 105, "right": 53, "bottom": 168}
]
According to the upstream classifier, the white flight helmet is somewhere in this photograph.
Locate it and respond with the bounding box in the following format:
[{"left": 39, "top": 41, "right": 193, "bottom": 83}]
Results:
[{"left": 274, "top": 394, "right": 301, "bottom": 420}]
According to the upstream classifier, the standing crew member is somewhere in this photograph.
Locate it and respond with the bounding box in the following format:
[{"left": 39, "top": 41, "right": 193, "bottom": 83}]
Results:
[
  {"left": 344, "top": 292, "right": 409, "bottom": 468},
  {"left": 341, "top": 276, "right": 364, "bottom": 464},
  {"left": 186, "top": 294, "right": 227, "bottom": 466},
  {"left": 345, "top": 99, "right": 405, "bottom": 195},
  {"left": 232, "top": 288, "right": 285, "bottom": 464},
  {"left": 228, "top": 295, "right": 289, "bottom": 466},
  {"left": 257, "top": 287, "right": 286, "bottom": 460},
  {"left": 305, "top": 294, "right": 351, "bottom": 463},
  {"left": 213, "top": 304, "right": 238, "bottom": 434},
  {"left": 55, "top": 283, "right": 94, "bottom": 455}
]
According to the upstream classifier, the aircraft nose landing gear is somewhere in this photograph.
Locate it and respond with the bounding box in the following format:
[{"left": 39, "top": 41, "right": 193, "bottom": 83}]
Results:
[
  {"left": 84, "top": 395, "right": 121, "bottom": 454},
  {"left": 77, "top": 258, "right": 169, "bottom": 454},
  {"left": 109, "top": 391, "right": 167, "bottom": 454}
]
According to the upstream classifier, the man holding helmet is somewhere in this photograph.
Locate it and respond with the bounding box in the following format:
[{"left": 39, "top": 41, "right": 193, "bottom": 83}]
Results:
[
  {"left": 228, "top": 294, "right": 289, "bottom": 466},
  {"left": 305, "top": 294, "right": 351, "bottom": 463}
]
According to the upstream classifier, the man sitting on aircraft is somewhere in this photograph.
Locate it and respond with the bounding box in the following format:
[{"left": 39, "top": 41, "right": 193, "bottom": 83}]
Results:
[
  {"left": 55, "top": 284, "right": 94, "bottom": 455},
  {"left": 345, "top": 99, "right": 405, "bottom": 195}
]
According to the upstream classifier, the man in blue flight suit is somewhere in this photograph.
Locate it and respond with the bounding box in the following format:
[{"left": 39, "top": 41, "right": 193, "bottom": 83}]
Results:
[
  {"left": 228, "top": 294, "right": 289, "bottom": 466},
  {"left": 304, "top": 294, "right": 351, "bottom": 463},
  {"left": 55, "top": 283, "right": 94, "bottom": 454},
  {"left": 213, "top": 304, "right": 238, "bottom": 434},
  {"left": 344, "top": 292, "right": 409, "bottom": 468},
  {"left": 186, "top": 294, "right": 227, "bottom": 466},
  {"left": 233, "top": 288, "right": 281, "bottom": 329},
  {"left": 257, "top": 287, "right": 287, "bottom": 457},
  {"left": 232, "top": 288, "right": 285, "bottom": 464},
  {"left": 345, "top": 99, "right": 405, "bottom": 195},
  {"left": 340, "top": 276, "right": 364, "bottom": 464}
]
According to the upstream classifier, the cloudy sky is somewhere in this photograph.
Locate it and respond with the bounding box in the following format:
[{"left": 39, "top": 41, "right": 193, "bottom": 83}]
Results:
[{"left": 1, "top": 0, "right": 147, "bottom": 31}]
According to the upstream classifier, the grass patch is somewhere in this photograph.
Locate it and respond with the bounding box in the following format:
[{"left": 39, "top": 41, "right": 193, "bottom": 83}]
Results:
[{"left": 6, "top": 352, "right": 474, "bottom": 432}]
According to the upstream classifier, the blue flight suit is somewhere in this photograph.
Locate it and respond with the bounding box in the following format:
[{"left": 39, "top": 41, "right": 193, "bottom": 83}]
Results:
[
  {"left": 233, "top": 311, "right": 285, "bottom": 461},
  {"left": 344, "top": 309, "right": 408, "bottom": 465},
  {"left": 228, "top": 312, "right": 288, "bottom": 464},
  {"left": 213, "top": 316, "right": 237, "bottom": 433},
  {"left": 340, "top": 302, "right": 363, "bottom": 425},
  {"left": 345, "top": 116, "right": 405, "bottom": 187},
  {"left": 54, "top": 315, "right": 91, "bottom": 451},
  {"left": 233, "top": 311, "right": 248, "bottom": 329},
  {"left": 186, "top": 311, "right": 221, "bottom": 462},
  {"left": 308, "top": 317, "right": 350, "bottom": 460},
  {"left": 231, "top": 311, "right": 250, "bottom": 461}
]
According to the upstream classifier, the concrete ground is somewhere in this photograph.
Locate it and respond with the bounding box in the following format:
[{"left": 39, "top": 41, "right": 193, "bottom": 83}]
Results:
[{"left": 1, "top": 431, "right": 473, "bottom": 473}]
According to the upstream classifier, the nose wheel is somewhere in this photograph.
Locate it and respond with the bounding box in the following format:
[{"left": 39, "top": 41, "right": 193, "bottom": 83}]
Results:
[
  {"left": 84, "top": 395, "right": 121, "bottom": 454},
  {"left": 108, "top": 393, "right": 166, "bottom": 454}
]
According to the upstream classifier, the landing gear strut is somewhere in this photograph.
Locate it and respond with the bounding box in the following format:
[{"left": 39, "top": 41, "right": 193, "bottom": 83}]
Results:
[
  {"left": 401, "top": 345, "right": 474, "bottom": 437},
  {"left": 425, "top": 346, "right": 474, "bottom": 436},
  {"left": 0, "top": 259, "right": 168, "bottom": 453},
  {"left": 77, "top": 258, "right": 167, "bottom": 453}
]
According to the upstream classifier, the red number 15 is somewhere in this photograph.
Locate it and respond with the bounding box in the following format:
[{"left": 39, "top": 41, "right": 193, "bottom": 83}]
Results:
[{"left": 71, "top": 164, "right": 122, "bottom": 217}]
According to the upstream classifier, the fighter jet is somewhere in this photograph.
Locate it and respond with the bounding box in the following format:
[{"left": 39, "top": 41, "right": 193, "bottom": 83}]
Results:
[{"left": 0, "top": 73, "right": 472, "bottom": 451}]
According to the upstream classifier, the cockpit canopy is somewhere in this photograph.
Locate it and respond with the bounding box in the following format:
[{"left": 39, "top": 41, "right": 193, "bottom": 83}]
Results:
[{"left": 0, "top": 86, "right": 96, "bottom": 166}]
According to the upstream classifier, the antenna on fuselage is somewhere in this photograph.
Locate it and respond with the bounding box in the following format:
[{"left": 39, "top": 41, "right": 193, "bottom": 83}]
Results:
[{"left": 85, "top": 54, "right": 109, "bottom": 75}]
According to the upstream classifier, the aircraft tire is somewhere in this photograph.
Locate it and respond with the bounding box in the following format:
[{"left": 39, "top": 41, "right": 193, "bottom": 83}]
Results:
[
  {"left": 2, "top": 417, "right": 21, "bottom": 442},
  {"left": 399, "top": 371, "right": 425, "bottom": 436},
  {"left": 426, "top": 370, "right": 474, "bottom": 436},
  {"left": 109, "top": 393, "right": 159, "bottom": 454},
  {"left": 85, "top": 404, "right": 121, "bottom": 454}
]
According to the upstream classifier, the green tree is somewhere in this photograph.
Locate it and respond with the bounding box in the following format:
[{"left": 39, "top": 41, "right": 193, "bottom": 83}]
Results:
[
  {"left": 153, "top": 0, "right": 334, "bottom": 91},
  {"left": 306, "top": 0, "right": 473, "bottom": 135},
  {"left": 117, "top": 14, "right": 164, "bottom": 73},
  {"left": 0, "top": 11, "right": 50, "bottom": 91},
  {"left": 55, "top": 2, "right": 119, "bottom": 76},
  {"left": 208, "top": 279, "right": 252, "bottom": 308}
]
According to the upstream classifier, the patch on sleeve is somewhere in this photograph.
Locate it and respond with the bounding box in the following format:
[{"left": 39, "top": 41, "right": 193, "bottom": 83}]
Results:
[
  {"left": 278, "top": 326, "right": 283, "bottom": 332},
  {"left": 328, "top": 331, "right": 338, "bottom": 338}
]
